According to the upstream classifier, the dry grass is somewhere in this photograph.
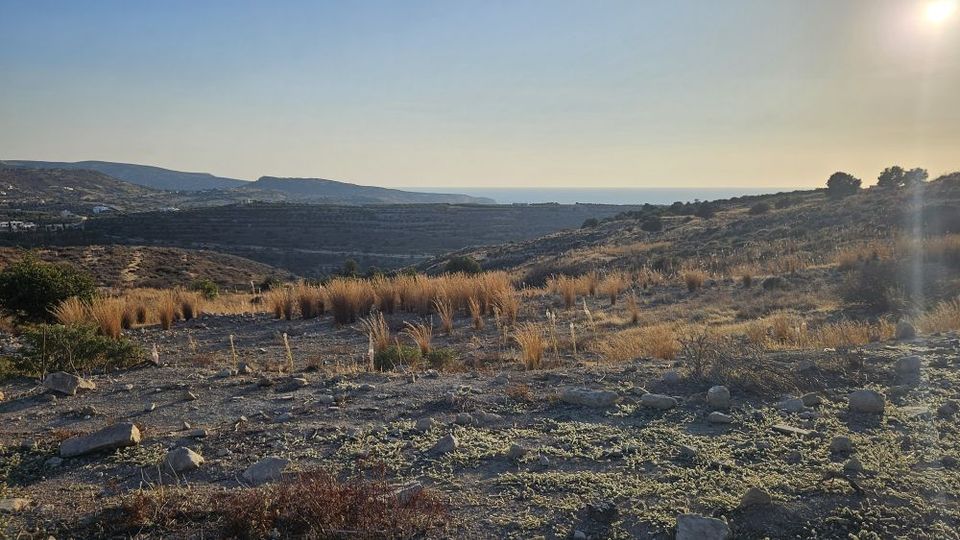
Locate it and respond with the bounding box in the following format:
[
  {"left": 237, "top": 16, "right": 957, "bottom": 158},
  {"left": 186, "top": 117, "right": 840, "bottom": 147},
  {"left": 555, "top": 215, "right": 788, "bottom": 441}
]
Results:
[
  {"left": 468, "top": 297, "right": 484, "bottom": 330},
  {"left": 599, "top": 272, "right": 628, "bottom": 305},
  {"left": 266, "top": 288, "right": 295, "bottom": 320},
  {"left": 625, "top": 292, "right": 640, "bottom": 325},
  {"left": 52, "top": 296, "right": 88, "bottom": 326},
  {"left": 89, "top": 297, "right": 125, "bottom": 339},
  {"left": 594, "top": 323, "right": 681, "bottom": 362},
  {"left": 513, "top": 323, "right": 545, "bottom": 370},
  {"left": 327, "top": 279, "right": 376, "bottom": 325},
  {"left": 295, "top": 283, "right": 325, "bottom": 319},
  {"left": 682, "top": 270, "right": 707, "bottom": 293},
  {"left": 360, "top": 312, "right": 391, "bottom": 354},
  {"left": 404, "top": 321, "right": 433, "bottom": 355},
  {"left": 158, "top": 292, "right": 177, "bottom": 331},
  {"left": 495, "top": 290, "right": 520, "bottom": 324},
  {"left": 433, "top": 297, "right": 454, "bottom": 335},
  {"left": 177, "top": 290, "right": 203, "bottom": 321},
  {"left": 915, "top": 297, "right": 960, "bottom": 334}
]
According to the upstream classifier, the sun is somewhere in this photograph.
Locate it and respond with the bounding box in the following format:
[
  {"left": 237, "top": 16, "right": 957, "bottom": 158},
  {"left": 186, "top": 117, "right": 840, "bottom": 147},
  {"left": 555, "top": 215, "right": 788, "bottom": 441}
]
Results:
[{"left": 926, "top": 0, "right": 957, "bottom": 23}]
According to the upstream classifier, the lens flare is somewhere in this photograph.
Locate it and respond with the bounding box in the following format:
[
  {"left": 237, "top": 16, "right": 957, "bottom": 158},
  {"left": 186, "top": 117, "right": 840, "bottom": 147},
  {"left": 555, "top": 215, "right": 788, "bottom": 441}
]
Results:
[{"left": 926, "top": 0, "right": 957, "bottom": 23}]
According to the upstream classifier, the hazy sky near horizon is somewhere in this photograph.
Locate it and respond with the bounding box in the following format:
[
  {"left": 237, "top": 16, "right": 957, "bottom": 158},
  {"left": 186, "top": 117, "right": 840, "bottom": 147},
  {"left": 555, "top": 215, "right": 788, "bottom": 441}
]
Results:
[{"left": 1, "top": 0, "right": 958, "bottom": 188}]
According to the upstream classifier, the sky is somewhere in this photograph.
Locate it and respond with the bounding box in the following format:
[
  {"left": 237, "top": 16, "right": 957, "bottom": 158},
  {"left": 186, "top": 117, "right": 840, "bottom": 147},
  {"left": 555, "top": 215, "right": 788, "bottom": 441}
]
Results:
[{"left": 1, "top": 0, "right": 959, "bottom": 189}]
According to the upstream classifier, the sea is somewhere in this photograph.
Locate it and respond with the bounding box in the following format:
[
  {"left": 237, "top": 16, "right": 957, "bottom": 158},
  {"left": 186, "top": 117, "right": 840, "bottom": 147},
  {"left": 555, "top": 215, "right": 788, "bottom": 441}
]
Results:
[{"left": 409, "top": 187, "right": 798, "bottom": 206}]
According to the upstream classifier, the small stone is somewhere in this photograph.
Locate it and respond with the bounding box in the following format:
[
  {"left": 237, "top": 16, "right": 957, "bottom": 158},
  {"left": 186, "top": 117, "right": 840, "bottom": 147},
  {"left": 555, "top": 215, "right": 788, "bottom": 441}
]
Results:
[
  {"left": 707, "top": 411, "right": 733, "bottom": 424},
  {"left": 771, "top": 424, "right": 812, "bottom": 437},
  {"left": 165, "top": 447, "right": 204, "bottom": 473},
  {"left": 121, "top": 384, "right": 135, "bottom": 392},
  {"left": 830, "top": 435, "right": 853, "bottom": 453},
  {"left": 215, "top": 368, "right": 236, "bottom": 378},
  {"left": 181, "top": 421, "right": 192, "bottom": 430},
  {"left": 778, "top": 398, "right": 806, "bottom": 413},
  {"left": 560, "top": 387, "right": 619, "bottom": 408},
  {"left": 706, "top": 385, "right": 731, "bottom": 410},
  {"left": 145, "top": 402, "right": 157, "bottom": 412},
  {"left": 242, "top": 456, "right": 290, "bottom": 485},
  {"left": 425, "top": 369, "right": 440, "bottom": 378},
  {"left": 676, "top": 514, "right": 731, "bottom": 540},
  {"left": 785, "top": 451, "right": 802, "bottom": 464},
  {"left": 415, "top": 417, "right": 437, "bottom": 432},
  {"left": 942, "top": 455, "right": 958, "bottom": 468},
  {"left": 0, "top": 498, "right": 31, "bottom": 513},
  {"left": 359, "top": 383, "right": 376, "bottom": 391},
  {"left": 506, "top": 443, "right": 529, "bottom": 460},
  {"left": 662, "top": 370, "right": 681, "bottom": 385},
  {"left": 183, "top": 391, "right": 198, "bottom": 402},
  {"left": 257, "top": 376, "right": 275, "bottom": 387},
  {"left": 896, "top": 355, "right": 922, "bottom": 376},
  {"left": 740, "top": 487, "right": 772, "bottom": 507},
  {"left": 454, "top": 413, "right": 474, "bottom": 425},
  {"left": 237, "top": 362, "right": 256, "bottom": 375},
  {"left": 678, "top": 445, "right": 699, "bottom": 460},
  {"left": 316, "top": 394, "right": 336, "bottom": 405},
  {"left": 801, "top": 393, "right": 822, "bottom": 407},
  {"left": 278, "top": 377, "right": 308, "bottom": 392},
  {"left": 640, "top": 393, "right": 678, "bottom": 410},
  {"left": 393, "top": 482, "right": 423, "bottom": 505},
  {"left": 183, "top": 428, "right": 209, "bottom": 438},
  {"left": 43, "top": 372, "right": 96, "bottom": 396},
  {"left": 539, "top": 454, "right": 551, "bottom": 466},
  {"left": 44, "top": 456, "right": 63, "bottom": 469},
  {"left": 573, "top": 530, "right": 587, "bottom": 540},
  {"left": 60, "top": 422, "right": 141, "bottom": 458},
  {"left": 895, "top": 321, "right": 917, "bottom": 340},
  {"left": 429, "top": 434, "right": 458, "bottom": 455},
  {"left": 475, "top": 412, "right": 503, "bottom": 425},
  {"left": 844, "top": 457, "right": 864, "bottom": 472},
  {"left": 848, "top": 389, "right": 885, "bottom": 414},
  {"left": 937, "top": 400, "right": 960, "bottom": 418}
]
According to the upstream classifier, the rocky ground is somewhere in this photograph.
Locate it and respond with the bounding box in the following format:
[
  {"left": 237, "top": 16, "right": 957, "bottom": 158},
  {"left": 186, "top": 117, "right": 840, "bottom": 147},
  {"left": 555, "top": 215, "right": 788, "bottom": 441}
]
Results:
[{"left": 1, "top": 315, "right": 959, "bottom": 539}]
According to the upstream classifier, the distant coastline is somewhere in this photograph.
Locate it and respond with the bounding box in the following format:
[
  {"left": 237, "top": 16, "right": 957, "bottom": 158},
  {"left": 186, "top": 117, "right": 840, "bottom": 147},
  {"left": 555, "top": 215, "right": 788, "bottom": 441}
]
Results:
[{"left": 405, "top": 187, "right": 799, "bottom": 205}]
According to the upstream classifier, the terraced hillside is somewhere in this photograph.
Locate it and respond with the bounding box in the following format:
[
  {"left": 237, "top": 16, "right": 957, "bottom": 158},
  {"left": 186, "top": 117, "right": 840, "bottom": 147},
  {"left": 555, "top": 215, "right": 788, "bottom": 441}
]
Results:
[
  {"left": 0, "top": 246, "right": 290, "bottom": 290},
  {"left": 7, "top": 202, "right": 641, "bottom": 276}
]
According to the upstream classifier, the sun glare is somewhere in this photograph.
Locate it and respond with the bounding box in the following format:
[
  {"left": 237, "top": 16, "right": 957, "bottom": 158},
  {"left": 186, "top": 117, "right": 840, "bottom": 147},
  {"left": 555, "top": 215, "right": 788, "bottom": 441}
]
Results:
[{"left": 926, "top": 0, "right": 957, "bottom": 23}]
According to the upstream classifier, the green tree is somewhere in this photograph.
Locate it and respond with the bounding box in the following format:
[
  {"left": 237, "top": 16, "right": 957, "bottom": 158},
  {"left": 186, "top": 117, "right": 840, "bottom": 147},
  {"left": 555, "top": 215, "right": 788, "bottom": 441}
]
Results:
[
  {"left": 0, "top": 255, "right": 96, "bottom": 322},
  {"left": 444, "top": 256, "right": 481, "bottom": 274},
  {"left": 826, "top": 171, "right": 861, "bottom": 199}
]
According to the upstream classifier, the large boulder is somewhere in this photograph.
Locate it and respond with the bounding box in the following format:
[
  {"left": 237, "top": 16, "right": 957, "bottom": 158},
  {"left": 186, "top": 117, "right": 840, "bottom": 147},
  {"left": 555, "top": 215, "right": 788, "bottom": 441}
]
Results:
[
  {"left": 676, "top": 514, "right": 731, "bottom": 540},
  {"left": 706, "top": 386, "right": 731, "bottom": 410},
  {"left": 560, "top": 387, "right": 619, "bottom": 408},
  {"left": 242, "top": 456, "right": 290, "bottom": 486},
  {"left": 641, "top": 393, "right": 678, "bottom": 410},
  {"left": 848, "top": 389, "right": 886, "bottom": 414},
  {"left": 43, "top": 372, "right": 96, "bottom": 396},
  {"left": 895, "top": 356, "right": 922, "bottom": 377},
  {"left": 60, "top": 423, "right": 141, "bottom": 458},
  {"left": 895, "top": 321, "right": 917, "bottom": 340}
]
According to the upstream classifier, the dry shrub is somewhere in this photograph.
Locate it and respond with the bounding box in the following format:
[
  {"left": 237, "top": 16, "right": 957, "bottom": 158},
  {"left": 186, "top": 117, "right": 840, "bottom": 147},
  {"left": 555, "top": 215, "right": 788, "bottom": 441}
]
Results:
[
  {"left": 548, "top": 275, "right": 580, "bottom": 309},
  {"left": 158, "top": 292, "right": 177, "bottom": 331},
  {"left": 327, "top": 279, "right": 375, "bottom": 325},
  {"left": 682, "top": 270, "right": 707, "bottom": 292},
  {"left": 595, "top": 323, "right": 680, "bottom": 362},
  {"left": 495, "top": 290, "right": 520, "bottom": 324},
  {"left": 513, "top": 323, "right": 545, "bottom": 370},
  {"left": 433, "top": 297, "right": 454, "bottom": 334},
  {"left": 52, "top": 296, "right": 88, "bottom": 326},
  {"left": 89, "top": 297, "right": 125, "bottom": 339},
  {"left": 505, "top": 383, "right": 533, "bottom": 402},
  {"left": 915, "top": 297, "right": 960, "bottom": 334},
  {"left": 135, "top": 304, "right": 148, "bottom": 324},
  {"left": 599, "top": 273, "right": 628, "bottom": 305},
  {"left": 360, "top": 312, "right": 391, "bottom": 355},
  {"left": 177, "top": 290, "right": 203, "bottom": 321},
  {"left": 266, "top": 288, "right": 295, "bottom": 320},
  {"left": 403, "top": 321, "right": 433, "bottom": 355},
  {"left": 835, "top": 240, "right": 894, "bottom": 271},
  {"left": 625, "top": 292, "right": 640, "bottom": 325},
  {"left": 812, "top": 319, "right": 894, "bottom": 348},
  {"left": 468, "top": 297, "right": 484, "bottom": 330},
  {"left": 740, "top": 272, "right": 753, "bottom": 288},
  {"left": 295, "top": 283, "right": 325, "bottom": 319},
  {"left": 636, "top": 267, "right": 666, "bottom": 289},
  {"left": 221, "top": 471, "right": 447, "bottom": 539}
]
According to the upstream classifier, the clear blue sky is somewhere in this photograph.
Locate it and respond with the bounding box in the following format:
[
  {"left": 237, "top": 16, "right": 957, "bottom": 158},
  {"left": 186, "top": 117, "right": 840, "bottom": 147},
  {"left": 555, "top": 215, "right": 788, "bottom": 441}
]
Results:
[{"left": 1, "top": 0, "right": 958, "bottom": 187}]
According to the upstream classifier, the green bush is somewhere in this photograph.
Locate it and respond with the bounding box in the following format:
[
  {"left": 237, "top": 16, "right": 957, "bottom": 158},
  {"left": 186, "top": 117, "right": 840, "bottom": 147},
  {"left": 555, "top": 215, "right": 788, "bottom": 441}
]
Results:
[
  {"left": 0, "top": 255, "right": 96, "bottom": 322},
  {"left": 581, "top": 218, "right": 599, "bottom": 229},
  {"left": 749, "top": 202, "right": 771, "bottom": 215},
  {"left": 425, "top": 348, "right": 458, "bottom": 371},
  {"left": 373, "top": 344, "right": 422, "bottom": 371},
  {"left": 444, "top": 256, "right": 481, "bottom": 275},
  {"left": 190, "top": 278, "right": 220, "bottom": 299},
  {"left": 641, "top": 216, "right": 664, "bottom": 232},
  {"left": 17, "top": 324, "right": 143, "bottom": 376},
  {"left": 839, "top": 259, "right": 906, "bottom": 313}
]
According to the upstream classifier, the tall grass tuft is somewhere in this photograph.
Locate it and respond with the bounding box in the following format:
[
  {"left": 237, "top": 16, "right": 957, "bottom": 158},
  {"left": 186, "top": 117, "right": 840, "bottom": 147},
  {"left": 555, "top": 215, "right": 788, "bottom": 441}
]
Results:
[
  {"left": 468, "top": 296, "right": 484, "bottom": 330},
  {"left": 495, "top": 290, "right": 520, "bottom": 325},
  {"left": 178, "top": 291, "right": 203, "bottom": 321},
  {"left": 53, "top": 296, "right": 89, "bottom": 326},
  {"left": 434, "top": 297, "right": 454, "bottom": 334},
  {"left": 89, "top": 297, "right": 125, "bottom": 339},
  {"left": 600, "top": 273, "right": 628, "bottom": 305},
  {"left": 158, "top": 292, "right": 177, "bottom": 331},
  {"left": 295, "top": 284, "right": 325, "bottom": 319},
  {"left": 404, "top": 321, "right": 433, "bottom": 355},
  {"left": 513, "top": 323, "right": 545, "bottom": 370},
  {"left": 682, "top": 270, "right": 707, "bottom": 292},
  {"left": 626, "top": 292, "right": 640, "bottom": 325},
  {"left": 360, "top": 312, "right": 391, "bottom": 354}
]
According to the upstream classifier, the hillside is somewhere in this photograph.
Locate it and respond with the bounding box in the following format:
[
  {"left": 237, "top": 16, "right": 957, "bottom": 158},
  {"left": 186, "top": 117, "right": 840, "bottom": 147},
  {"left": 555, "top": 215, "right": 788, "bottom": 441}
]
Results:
[
  {"left": 238, "top": 176, "right": 494, "bottom": 204},
  {"left": 2, "top": 202, "right": 642, "bottom": 276},
  {"left": 419, "top": 175, "right": 960, "bottom": 283},
  {"left": 3, "top": 160, "right": 246, "bottom": 191},
  {"left": 0, "top": 246, "right": 291, "bottom": 289},
  {"left": 0, "top": 166, "right": 173, "bottom": 216}
]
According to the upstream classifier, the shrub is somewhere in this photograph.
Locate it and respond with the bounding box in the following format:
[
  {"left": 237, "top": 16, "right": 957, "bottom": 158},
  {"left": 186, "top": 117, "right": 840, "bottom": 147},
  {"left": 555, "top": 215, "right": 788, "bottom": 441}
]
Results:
[
  {"left": 444, "top": 256, "right": 481, "bottom": 275},
  {"left": 425, "top": 348, "right": 458, "bottom": 370},
  {"left": 158, "top": 292, "right": 177, "bottom": 330},
  {"left": 641, "top": 216, "right": 664, "bottom": 232},
  {"left": 18, "top": 324, "right": 142, "bottom": 376},
  {"left": 0, "top": 255, "right": 96, "bottom": 322},
  {"left": 694, "top": 203, "right": 717, "bottom": 219},
  {"left": 826, "top": 171, "right": 861, "bottom": 198},
  {"left": 761, "top": 276, "right": 788, "bottom": 290},
  {"left": 403, "top": 321, "right": 433, "bottom": 355},
  {"left": 774, "top": 197, "right": 796, "bottom": 209},
  {"left": 749, "top": 202, "right": 771, "bottom": 215},
  {"left": 374, "top": 344, "right": 421, "bottom": 371},
  {"left": 361, "top": 312, "right": 391, "bottom": 355},
  {"left": 839, "top": 259, "right": 905, "bottom": 313},
  {"left": 468, "top": 297, "right": 484, "bottom": 330},
  {"left": 190, "top": 278, "right": 220, "bottom": 300},
  {"left": 178, "top": 291, "right": 203, "bottom": 321},
  {"left": 581, "top": 218, "right": 599, "bottom": 229},
  {"left": 52, "top": 296, "right": 89, "bottom": 326},
  {"left": 89, "top": 297, "right": 125, "bottom": 339},
  {"left": 434, "top": 297, "right": 454, "bottom": 334}
]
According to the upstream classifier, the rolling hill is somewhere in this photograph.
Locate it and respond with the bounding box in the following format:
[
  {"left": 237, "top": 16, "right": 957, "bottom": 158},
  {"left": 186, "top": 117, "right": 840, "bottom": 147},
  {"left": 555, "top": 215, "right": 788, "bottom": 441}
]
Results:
[
  {"left": 3, "top": 160, "right": 246, "bottom": 191},
  {"left": 238, "top": 176, "right": 494, "bottom": 204}
]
